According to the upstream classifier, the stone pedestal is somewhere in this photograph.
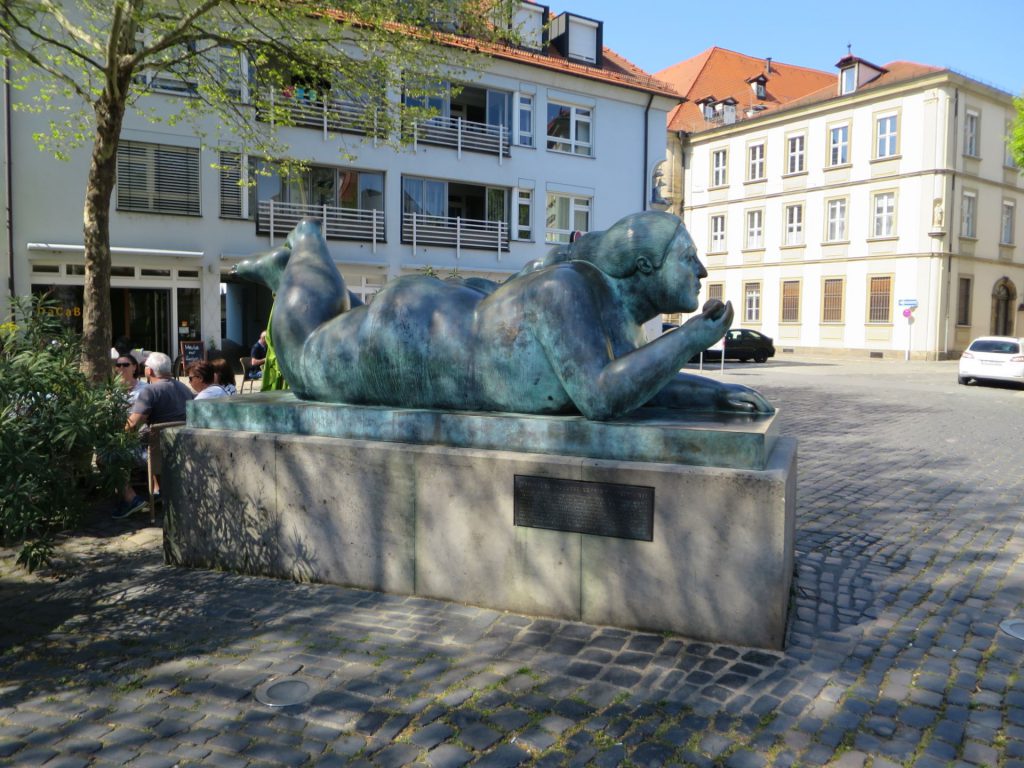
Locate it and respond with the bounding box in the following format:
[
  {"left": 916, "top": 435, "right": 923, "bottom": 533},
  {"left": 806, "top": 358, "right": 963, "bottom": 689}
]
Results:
[{"left": 163, "top": 395, "right": 796, "bottom": 649}]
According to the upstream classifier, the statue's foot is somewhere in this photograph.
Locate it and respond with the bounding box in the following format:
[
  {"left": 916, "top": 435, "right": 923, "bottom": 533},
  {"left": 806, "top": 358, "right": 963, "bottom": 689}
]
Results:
[{"left": 233, "top": 245, "right": 292, "bottom": 292}]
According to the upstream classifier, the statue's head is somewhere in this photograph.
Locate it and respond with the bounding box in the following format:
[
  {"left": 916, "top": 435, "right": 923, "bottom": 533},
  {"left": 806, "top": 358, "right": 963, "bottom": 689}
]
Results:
[{"left": 572, "top": 211, "right": 705, "bottom": 314}]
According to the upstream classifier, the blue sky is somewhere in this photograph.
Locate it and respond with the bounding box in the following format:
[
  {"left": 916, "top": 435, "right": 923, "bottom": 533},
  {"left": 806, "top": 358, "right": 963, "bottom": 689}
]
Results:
[{"left": 582, "top": 0, "right": 1022, "bottom": 96}]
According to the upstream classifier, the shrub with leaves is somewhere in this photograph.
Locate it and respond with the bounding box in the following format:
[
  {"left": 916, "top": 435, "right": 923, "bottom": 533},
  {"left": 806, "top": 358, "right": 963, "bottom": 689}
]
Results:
[{"left": 0, "top": 296, "right": 137, "bottom": 570}]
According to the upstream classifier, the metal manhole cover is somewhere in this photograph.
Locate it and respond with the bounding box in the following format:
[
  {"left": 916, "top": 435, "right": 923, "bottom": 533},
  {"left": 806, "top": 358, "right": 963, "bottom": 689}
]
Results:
[
  {"left": 254, "top": 677, "right": 314, "bottom": 707},
  {"left": 1000, "top": 619, "right": 1024, "bottom": 641}
]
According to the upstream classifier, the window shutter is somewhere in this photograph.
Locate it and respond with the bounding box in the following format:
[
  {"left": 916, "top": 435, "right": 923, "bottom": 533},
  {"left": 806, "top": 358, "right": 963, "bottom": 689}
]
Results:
[
  {"left": 219, "top": 152, "right": 243, "bottom": 219},
  {"left": 116, "top": 140, "right": 200, "bottom": 216}
]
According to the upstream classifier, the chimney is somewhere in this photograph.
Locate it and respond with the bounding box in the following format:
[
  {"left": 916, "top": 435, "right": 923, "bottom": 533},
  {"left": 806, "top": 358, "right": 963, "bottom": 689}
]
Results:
[{"left": 765, "top": 57, "right": 773, "bottom": 74}]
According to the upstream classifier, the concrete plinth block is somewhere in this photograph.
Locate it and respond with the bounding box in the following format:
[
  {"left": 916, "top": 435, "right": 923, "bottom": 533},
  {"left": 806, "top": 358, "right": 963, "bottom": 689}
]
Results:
[
  {"left": 274, "top": 436, "right": 416, "bottom": 593},
  {"left": 580, "top": 437, "right": 797, "bottom": 648},
  {"left": 414, "top": 446, "right": 582, "bottom": 618}
]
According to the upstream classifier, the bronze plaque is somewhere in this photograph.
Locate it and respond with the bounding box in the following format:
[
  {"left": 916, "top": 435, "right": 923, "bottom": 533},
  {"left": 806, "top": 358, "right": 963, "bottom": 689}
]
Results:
[{"left": 513, "top": 475, "right": 654, "bottom": 541}]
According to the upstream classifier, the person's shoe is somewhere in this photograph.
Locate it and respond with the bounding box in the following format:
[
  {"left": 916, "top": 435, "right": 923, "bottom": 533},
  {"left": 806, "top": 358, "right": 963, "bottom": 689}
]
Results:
[{"left": 113, "top": 495, "right": 148, "bottom": 519}]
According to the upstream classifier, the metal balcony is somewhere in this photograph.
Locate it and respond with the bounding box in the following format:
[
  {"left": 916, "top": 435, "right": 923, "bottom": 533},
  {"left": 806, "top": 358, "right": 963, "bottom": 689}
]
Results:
[
  {"left": 257, "top": 200, "right": 384, "bottom": 248},
  {"left": 402, "top": 212, "right": 509, "bottom": 256}
]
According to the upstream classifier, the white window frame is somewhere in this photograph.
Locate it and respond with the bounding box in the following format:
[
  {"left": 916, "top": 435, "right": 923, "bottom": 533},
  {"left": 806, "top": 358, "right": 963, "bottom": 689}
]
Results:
[
  {"left": 872, "top": 191, "right": 896, "bottom": 238},
  {"left": 545, "top": 101, "right": 592, "bottom": 157},
  {"left": 743, "top": 281, "right": 761, "bottom": 323},
  {"left": 1002, "top": 200, "right": 1016, "bottom": 245},
  {"left": 875, "top": 113, "right": 898, "bottom": 159},
  {"left": 787, "top": 134, "right": 805, "bottom": 174},
  {"left": 747, "top": 143, "right": 765, "bottom": 181},
  {"left": 964, "top": 109, "right": 980, "bottom": 158},
  {"left": 513, "top": 188, "right": 533, "bottom": 240},
  {"left": 840, "top": 66, "right": 856, "bottom": 95},
  {"left": 710, "top": 213, "right": 726, "bottom": 252},
  {"left": 745, "top": 209, "right": 764, "bottom": 250},
  {"left": 829, "top": 123, "right": 850, "bottom": 166},
  {"left": 826, "top": 198, "right": 847, "bottom": 242},
  {"left": 545, "top": 193, "right": 590, "bottom": 244},
  {"left": 961, "top": 191, "right": 977, "bottom": 238},
  {"left": 784, "top": 203, "right": 804, "bottom": 246},
  {"left": 515, "top": 92, "right": 534, "bottom": 147},
  {"left": 711, "top": 149, "right": 728, "bottom": 187}
]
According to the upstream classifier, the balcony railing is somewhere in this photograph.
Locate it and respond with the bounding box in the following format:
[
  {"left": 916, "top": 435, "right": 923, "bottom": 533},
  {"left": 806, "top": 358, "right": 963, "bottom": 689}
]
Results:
[
  {"left": 412, "top": 116, "right": 509, "bottom": 158},
  {"left": 402, "top": 212, "right": 509, "bottom": 256},
  {"left": 257, "top": 200, "right": 384, "bottom": 247},
  {"left": 260, "top": 89, "right": 376, "bottom": 138}
]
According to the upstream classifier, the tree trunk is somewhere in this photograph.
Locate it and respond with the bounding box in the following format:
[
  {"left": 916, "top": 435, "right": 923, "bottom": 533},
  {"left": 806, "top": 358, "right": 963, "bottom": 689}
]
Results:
[{"left": 80, "top": 88, "right": 128, "bottom": 382}]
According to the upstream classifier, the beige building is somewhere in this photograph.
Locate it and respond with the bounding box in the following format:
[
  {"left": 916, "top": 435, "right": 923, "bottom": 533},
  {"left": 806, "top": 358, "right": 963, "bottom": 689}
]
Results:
[{"left": 659, "top": 50, "right": 1022, "bottom": 359}]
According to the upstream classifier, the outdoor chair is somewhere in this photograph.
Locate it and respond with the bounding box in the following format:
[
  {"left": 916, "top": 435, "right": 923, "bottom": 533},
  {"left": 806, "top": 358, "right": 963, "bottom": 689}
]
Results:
[
  {"left": 147, "top": 421, "right": 185, "bottom": 522},
  {"left": 239, "top": 356, "right": 257, "bottom": 393}
]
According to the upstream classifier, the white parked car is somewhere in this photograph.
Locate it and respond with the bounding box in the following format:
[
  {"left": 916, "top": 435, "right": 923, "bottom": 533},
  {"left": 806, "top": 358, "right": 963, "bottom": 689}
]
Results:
[{"left": 958, "top": 336, "right": 1024, "bottom": 385}]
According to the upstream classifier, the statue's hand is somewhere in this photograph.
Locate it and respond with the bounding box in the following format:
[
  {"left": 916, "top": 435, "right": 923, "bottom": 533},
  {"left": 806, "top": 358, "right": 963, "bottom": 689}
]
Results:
[
  {"left": 679, "top": 299, "right": 734, "bottom": 349},
  {"left": 717, "top": 382, "right": 775, "bottom": 414}
]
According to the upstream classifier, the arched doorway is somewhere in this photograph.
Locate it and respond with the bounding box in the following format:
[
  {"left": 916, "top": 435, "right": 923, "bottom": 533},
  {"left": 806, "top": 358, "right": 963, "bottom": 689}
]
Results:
[{"left": 991, "top": 277, "right": 1017, "bottom": 336}]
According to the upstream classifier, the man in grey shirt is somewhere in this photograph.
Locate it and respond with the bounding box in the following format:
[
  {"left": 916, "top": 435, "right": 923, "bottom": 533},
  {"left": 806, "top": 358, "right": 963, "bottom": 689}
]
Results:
[{"left": 115, "top": 351, "right": 193, "bottom": 518}]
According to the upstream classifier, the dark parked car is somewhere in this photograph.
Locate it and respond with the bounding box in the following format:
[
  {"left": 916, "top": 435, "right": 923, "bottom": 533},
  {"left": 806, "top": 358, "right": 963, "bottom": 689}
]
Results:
[{"left": 692, "top": 328, "right": 776, "bottom": 363}]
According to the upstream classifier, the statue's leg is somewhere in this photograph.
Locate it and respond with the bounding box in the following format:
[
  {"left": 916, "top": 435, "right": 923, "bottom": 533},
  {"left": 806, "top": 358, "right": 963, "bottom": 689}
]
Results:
[
  {"left": 271, "top": 220, "right": 350, "bottom": 396},
  {"left": 232, "top": 244, "right": 291, "bottom": 294}
]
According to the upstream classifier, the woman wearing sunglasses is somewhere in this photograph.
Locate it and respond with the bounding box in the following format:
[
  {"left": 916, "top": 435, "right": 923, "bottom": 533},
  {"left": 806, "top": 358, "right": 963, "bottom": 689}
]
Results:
[{"left": 113, "top": 353, "right": 146, "bottom": 405}]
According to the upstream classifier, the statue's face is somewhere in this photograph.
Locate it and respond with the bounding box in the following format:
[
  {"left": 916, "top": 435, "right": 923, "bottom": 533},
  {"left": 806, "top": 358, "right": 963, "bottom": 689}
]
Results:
[{"left": 650, "top": 227, "right": 706, "bottom": 313}]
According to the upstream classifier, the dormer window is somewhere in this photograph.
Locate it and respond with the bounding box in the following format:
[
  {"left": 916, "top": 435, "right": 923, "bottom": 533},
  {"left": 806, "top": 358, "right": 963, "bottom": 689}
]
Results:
[
  {"left": 840, "top": 66, "right": 856, "bottom": 94},
  {"left": 755, "top": 81, "right": 766, "bottom": 99}
]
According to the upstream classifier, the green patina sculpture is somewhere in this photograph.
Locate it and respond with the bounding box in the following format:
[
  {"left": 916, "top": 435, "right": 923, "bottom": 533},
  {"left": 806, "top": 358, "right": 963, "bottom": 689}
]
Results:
[{"left": 234, "top": 212, "right": 773, "bottom": 421}]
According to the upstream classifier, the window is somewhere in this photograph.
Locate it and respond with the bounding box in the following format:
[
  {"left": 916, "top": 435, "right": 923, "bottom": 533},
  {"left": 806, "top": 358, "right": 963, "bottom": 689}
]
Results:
[
  {"left": 711, "top": 149, "right": 728, "bottom": 187},
  {"left": 826, "top": 198, "right": 847, "bottom": 242},
  {"left": 754, "top": 81, "right": 766, "bottom": 99},
  {"left": 781, "top": 280, "right": 800, "bottom": 323},
  {"left": 785, "top": 204, "right": 804, "bottom": 246},
  {"left": 514, "top": 188, "right": 533, "bottom": 240},
  {"left": 546, "top": 102, "right": 592, "bottom": 156},
  {"left": 516, "top": 93, "right": 534, "bottom": 147},
  {"left": 840, "top": 67, "right": 856, "bottom": 95},
  {"left": 710, "top": 214, "right": 726, "bottom": 252},
  {"left": 829, "top": 124, "right": 849, "bottom": 166},
  {"left": 116, "top": 140, "right": 200, "bottom": 216},
  {"left": 219, "top": 152, "right": 246, "bottom": 219},
  {"left": 956, "top": 277, "right": 972, "bottom": 326},
  {"left": 748, "top": 143, "right": 765, "bottom": 181},
  {"left": 868, "top": 276, "right": 892, "bottom": 323},
  {"left": 872, "top": 192, "right": 896, "bottom": 238},
  {"left": 961, "top": 191, "right": 977, "bottom": 238},
  {"left": 822, "top": 278, "right": 844, "bottom": 323},
  {"left": 876, "top": 114, "right": 898, "bottom": 158},
  {"left": 1007, "top": 120, "right": 1018, "bottom": 168},
  {"left": 745, "top": 209, "right": 763, "bottom": 249},
  {"left": 964, "top": 110, "right": 979, "bottom": 157},
  {"left": 1002, "top": 200, "right": 1016, "bottom": 245},
  {"left": 787, "top": 135, "right": 805, "bottom": 174},
  {"left": 707, "top": 283, "right": 724, "bottom": 302},
  {"left": 744, "top": 282, "right": 761, "bottom": 323},
  {"left": 545, "top": 193, "right": 590, "bottom": 243}
]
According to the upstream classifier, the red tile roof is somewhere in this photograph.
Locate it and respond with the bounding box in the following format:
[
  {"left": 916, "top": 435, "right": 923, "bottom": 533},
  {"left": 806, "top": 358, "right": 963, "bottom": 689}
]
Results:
[{"left": 657, "top": 47, "right": 834, "bottom": 132}]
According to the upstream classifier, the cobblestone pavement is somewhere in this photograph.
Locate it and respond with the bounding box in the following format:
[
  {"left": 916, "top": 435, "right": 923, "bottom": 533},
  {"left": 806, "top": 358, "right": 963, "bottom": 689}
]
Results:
[{"left": 3, "top": 357, "right": 1024, "bottom": 767}]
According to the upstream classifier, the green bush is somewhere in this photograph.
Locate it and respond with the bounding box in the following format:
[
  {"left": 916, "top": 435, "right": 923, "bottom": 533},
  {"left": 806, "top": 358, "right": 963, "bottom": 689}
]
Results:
[{"left": 0, "top": 296, "right": 137, "bottom": 570}]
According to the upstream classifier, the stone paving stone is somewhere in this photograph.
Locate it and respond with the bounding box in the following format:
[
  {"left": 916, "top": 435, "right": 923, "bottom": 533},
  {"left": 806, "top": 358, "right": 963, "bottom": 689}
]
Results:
[{"left": 426, "top": 743, "right": 473, "bottom": 767}]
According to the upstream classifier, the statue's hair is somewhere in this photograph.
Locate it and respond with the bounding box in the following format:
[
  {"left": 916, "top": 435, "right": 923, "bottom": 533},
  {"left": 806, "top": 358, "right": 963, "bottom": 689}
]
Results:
[
  {"left": 568, "top": 211, "right": 685, "bottom": 278},
  {"left": 145, "top": 351, "right": 172, "bottom": 377}
]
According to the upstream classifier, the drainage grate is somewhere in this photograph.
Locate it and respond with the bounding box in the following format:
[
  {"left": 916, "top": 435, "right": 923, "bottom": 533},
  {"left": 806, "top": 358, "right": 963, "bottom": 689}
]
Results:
[
  {"left": 254, "top": 677, "right": 314, "bottom": 707},
  {"left": 1000, "top": 619, "right": 1024, "bottom": 641}
]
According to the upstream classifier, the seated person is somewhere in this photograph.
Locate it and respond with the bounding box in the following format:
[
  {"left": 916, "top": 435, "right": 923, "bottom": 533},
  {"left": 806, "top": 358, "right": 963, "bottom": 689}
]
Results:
[
  {"left": 114, "top": 351, "right": 194, "bottom": 519},
  {"left": 234, "top": 212, "right": 772, "bottom": 421},
  {"left": 188, "top": 360, "right": 229, "bottom": 400},
  {"left": 113, "top": 352, "right": 146, "bottom": 405},
  {"left": 210, "top": 358, "right": 238, "bottom": 395},
  {"left": 249, "top": 331, "right": 267, "bottom": 379}
]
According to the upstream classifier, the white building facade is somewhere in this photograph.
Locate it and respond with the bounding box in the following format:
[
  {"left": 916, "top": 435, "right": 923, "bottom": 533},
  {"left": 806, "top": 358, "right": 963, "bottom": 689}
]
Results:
[
  {"left": 1, "top": 4, "right": 679, "bottom": 363},
  {"left": 678, "top": 61, "right": 1022, "bottom": 360}
]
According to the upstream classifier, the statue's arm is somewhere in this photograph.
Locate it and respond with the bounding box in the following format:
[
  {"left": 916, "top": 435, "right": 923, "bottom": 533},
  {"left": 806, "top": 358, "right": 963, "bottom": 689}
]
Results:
[
  {"left": 534, "top": 278, "right": 754, "bottom": 419},
  {"left": 646, "top": 372, "right": 774, "bottom": 413}
]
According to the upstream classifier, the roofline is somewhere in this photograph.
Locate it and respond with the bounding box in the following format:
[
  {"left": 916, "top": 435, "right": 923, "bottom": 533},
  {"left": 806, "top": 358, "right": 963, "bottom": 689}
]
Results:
[{"left": 681, "top": 67, "right": 1011, "bottom": 140}]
